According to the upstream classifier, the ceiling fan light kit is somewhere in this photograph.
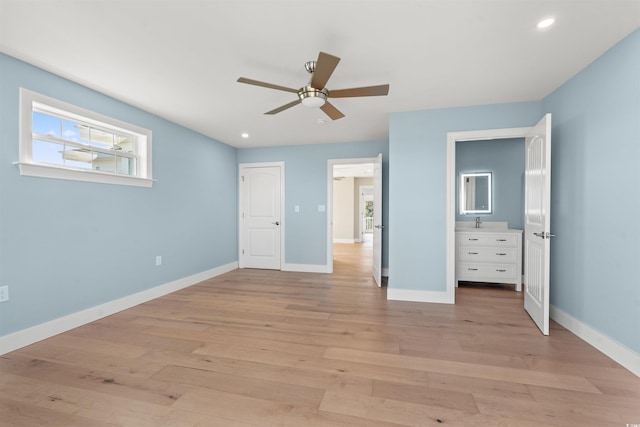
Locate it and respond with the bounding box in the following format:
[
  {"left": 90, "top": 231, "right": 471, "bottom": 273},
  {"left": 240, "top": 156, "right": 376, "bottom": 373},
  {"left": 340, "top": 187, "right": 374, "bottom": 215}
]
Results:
[
  {"left": 237, "top": 51, "right": 389, "bottom": 120},
  {"left": 299, "top": 86, "right": 328, "bottom": 107}
]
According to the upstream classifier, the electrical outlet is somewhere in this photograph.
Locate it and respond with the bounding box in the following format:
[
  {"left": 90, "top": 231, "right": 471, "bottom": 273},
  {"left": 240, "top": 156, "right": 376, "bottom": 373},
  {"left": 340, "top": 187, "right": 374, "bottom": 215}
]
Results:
[
  {"left": 0, "top": 286, "right": 8, "bottom": 303},
  {"left": 156, "top": 255, "right": 162, "bottom": 266}
]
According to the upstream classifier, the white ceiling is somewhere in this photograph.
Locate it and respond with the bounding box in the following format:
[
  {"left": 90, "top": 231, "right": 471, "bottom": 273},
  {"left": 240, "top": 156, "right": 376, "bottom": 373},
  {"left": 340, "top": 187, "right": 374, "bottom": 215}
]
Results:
[{"left": 1, "top": 1, "right": 638, "bottom": 149}]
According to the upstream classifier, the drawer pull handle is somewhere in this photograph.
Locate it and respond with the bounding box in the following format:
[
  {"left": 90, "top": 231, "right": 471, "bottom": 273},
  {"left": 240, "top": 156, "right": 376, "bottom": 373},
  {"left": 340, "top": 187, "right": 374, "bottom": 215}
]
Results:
[
  {"left": 496, "top": 253, "right": 507, "bottom": 256},
  {"left": 496, "top": 239, "right": 507, "bottom": 242},
  {"left": 468, "top": 268, "right": 478, "bottom": 271},
  {"left": 468, "top": 252, "right": 478, "bottom": 255},
  {"left": 468, "top": 238, "right": 479, "bottom": 241},
  {"left": 496, "top": 269, "right": 507, "bottom": 272}
]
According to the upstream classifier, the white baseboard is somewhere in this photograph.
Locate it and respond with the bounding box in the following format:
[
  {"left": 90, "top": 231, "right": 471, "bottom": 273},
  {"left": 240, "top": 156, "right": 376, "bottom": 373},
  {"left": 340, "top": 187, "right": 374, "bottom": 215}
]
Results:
[
  {"left": 282, "top": 263, "right": 331, "bottom": 274},
  {"left": 333, "top": 238, "right": 355, "bottom": 244},
  {"left": 550, "top": 305, "right": 640, "bottom": 377},
  {"left": 387, "top": 288, "right": 454, "bottom": 304},
  {"left": 0, "top": 262, "right": 238, "bottom": 356},
  {"left": 282, "top": 263, "right": 385, "bottom": 276}
]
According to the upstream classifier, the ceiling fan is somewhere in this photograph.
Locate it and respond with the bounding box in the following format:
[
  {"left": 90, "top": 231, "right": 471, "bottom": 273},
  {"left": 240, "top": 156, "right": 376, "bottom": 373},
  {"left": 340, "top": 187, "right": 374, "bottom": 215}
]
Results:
[{"left": 237, "top": 51, "right": 389, "bottom": 120}]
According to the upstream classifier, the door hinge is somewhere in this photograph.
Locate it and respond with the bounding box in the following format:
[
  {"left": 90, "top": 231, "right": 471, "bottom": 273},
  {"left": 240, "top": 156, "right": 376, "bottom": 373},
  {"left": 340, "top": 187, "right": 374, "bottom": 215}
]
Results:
[
  {"left": 242, "top": 249, "right": 244, "bottom": 255},
  {"left": 241, "top": 175, "right": 244, "bottom": 182}
]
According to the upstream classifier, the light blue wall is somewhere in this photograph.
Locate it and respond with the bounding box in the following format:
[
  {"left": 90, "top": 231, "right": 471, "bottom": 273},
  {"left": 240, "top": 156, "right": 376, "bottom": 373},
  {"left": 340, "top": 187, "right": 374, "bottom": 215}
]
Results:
[
  {"left": 543, "top": 29, "right": 640, "bottom": 353},
  {"left": 238, "top": 140, "right": 389, "bottom": 268},
  {"left": 3, "top": 27, "right": 638, "bottom": 360},
  {"left": 0, "top": 54, "right": 238, "bottom": 337},
  {"left": 456, "top": 138, "right": 525, "bottom": 229},
  {"left": 388, "top": 102, "right": 541, "bottom": 292},
  {"left": 388, "top": 29, "right": 640, "bottom": 355}
]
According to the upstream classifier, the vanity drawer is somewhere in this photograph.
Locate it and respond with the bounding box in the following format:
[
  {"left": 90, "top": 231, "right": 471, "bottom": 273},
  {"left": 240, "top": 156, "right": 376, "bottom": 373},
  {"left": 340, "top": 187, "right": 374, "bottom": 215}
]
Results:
[
  {"left": 456, "top": 233, "right": 518, "bottom": 247},
  {"left": 457, "top": 246, "right": 517, "bottom": 262},
  {"left": 456, "top": 262, "right": 517, "bottom": 281}
]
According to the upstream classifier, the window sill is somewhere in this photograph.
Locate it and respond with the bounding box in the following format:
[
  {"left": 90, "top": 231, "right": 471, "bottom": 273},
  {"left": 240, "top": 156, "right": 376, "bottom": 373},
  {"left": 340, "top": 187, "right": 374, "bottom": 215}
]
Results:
[{"left": 17, "top": 162, "right": 154, "bottom": 188}]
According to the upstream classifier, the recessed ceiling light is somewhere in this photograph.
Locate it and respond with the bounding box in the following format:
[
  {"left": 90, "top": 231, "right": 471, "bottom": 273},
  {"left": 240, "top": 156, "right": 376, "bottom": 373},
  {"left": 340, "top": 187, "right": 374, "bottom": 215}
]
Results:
[
  {"left": 241, "top": 132, "right": 249, "bottom": 138},
  {"left": 537, "top": 17, "right": 555, "bottom": 29}
]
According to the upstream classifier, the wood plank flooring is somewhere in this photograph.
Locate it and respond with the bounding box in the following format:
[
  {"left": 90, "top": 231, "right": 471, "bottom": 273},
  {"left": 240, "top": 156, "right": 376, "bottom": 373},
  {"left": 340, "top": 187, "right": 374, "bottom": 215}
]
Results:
[{"left": 1, "top": 242, "right": 639, "bottom": 426}]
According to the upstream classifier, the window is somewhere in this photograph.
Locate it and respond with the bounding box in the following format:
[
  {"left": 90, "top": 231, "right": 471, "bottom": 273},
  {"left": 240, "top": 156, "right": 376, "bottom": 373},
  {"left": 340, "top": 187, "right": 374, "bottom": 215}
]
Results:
[{"left": 19, "top": 88, "right": 153, "bottom": 187}]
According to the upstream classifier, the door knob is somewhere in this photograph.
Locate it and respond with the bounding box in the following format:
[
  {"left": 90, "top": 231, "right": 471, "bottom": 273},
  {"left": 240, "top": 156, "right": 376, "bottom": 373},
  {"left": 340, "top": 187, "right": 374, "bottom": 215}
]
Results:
[
  {"left": 272, "top": 221, "right": 280, "bottom": 226},
  {"left": 533, "top": 231, "right": 555, "bottom": 239},
  {"left": 374, "top": 224, "right": 385, "bottom": 229}
]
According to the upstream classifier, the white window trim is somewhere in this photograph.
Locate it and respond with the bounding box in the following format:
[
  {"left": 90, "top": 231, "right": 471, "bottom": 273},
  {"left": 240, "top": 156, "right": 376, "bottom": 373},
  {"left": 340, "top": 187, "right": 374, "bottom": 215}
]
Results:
[{"left": 19, "top": 88, "right": 153, "bottom": 187}]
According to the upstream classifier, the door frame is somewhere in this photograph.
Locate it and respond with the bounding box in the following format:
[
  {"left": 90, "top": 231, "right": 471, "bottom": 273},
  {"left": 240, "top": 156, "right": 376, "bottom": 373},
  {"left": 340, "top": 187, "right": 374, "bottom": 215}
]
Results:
[
  {"left": 446, "top": 127, "right": 530, "bottom": 303},
  {"left": 238, "top": 161, "right": 285, "bottom": 269},
  {"left": 327, "top": 157, "right": 379, "bottom": 274}
]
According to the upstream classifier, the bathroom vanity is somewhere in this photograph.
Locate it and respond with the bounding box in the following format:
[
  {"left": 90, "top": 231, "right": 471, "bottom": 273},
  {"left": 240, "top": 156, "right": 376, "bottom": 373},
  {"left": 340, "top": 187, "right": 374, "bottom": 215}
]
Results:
[{"left": 455, "top": 223, "right": 523, "bottom": 291}]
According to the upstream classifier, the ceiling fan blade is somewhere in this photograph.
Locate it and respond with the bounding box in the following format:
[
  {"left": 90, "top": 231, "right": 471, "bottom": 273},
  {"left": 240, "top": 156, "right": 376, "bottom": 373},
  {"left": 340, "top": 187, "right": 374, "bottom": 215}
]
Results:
[
  {"left": 237, "top": 77, "right": 298, "bottom": 93},
  {"left": 311, "top": 52, "right": 340, "bottom": 90},
  {"left": 329, "top": 84, "right": 390, "bottom": 98},
  {"left": 265, "top": 99, "right": 302, "bottom": 115},
  {"left": 320, "top": 101, "right": 345, "bottom": 120}
]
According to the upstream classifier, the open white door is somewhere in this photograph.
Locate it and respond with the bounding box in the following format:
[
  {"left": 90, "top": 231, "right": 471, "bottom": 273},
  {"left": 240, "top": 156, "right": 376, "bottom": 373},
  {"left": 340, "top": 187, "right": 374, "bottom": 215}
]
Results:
[
  {"left": 239, "top": 164, "right": 283, "bottom": 270},
  {"left": 372, "top": 153, "right": 383, "bottom": 286},
  {"left": 524, "top": 114, "right": 552, "bottom": 335}
]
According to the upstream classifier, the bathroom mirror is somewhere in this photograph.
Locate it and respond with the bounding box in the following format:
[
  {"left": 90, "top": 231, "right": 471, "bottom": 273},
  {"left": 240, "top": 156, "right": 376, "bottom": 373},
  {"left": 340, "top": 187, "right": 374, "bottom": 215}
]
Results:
[{"left": 460, "top": 172, "right": 492, "bottom": 214}]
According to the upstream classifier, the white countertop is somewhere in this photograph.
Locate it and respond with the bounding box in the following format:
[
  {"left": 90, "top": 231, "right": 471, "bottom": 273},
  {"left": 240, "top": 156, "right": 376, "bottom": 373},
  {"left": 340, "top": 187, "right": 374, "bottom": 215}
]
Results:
[{"left": 455, "top": 227, "right": 522, "bottom": 233}]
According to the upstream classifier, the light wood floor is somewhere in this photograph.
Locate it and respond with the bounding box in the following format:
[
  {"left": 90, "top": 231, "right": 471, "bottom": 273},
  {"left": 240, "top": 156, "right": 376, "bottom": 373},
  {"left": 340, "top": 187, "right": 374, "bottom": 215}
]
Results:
[{"left": 1, "top": 243, "right": 639, "bottom": 426}]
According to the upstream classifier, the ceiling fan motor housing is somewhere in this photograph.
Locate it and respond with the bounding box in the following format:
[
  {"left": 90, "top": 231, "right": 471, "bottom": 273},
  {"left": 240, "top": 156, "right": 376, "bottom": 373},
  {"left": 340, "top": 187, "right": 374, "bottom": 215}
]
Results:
[{"left": 304, "top": 60, "right": 317, "bottom": 73}]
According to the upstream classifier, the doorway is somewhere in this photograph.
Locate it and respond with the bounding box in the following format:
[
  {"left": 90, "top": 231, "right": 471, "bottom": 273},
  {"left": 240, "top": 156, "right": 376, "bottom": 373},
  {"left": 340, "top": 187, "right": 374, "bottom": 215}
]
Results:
[
  {"left": 359, "top": 186, "right": 374, "bottom": 244},
  {"left": 446, "top": 127, "right": 531, "bottom": 303},
  {"left": 446, "top": 115, "right": 552, "bottom": 335},
  {"left": 455, "top": 137, "right": 526, "bottom": 292},
  {"left": 327, "top": 155, "right": 383, "bottom": 286}
]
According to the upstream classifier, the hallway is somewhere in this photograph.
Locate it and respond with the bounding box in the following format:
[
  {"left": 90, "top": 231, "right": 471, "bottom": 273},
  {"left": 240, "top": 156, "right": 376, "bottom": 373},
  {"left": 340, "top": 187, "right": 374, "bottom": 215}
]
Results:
[{"left": 333, "top": 236, "right": 373, "bottom": 278}]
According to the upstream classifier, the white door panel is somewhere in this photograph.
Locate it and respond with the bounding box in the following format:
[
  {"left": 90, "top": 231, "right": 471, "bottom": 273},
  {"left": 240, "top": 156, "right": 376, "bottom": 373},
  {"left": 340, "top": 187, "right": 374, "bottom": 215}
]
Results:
[
  {"left": 248, "top": 229, "right": 277, "bottom": 256},
  {"left": 524, "top": 114, "right": 552, "bottom": 335},
  {"left": 373, "top": 153, "right": 383, "bottom": 286},
  {"left": 240, "top": 165, "right": 282, "bottom": 270},
  {"left": 249, "top": 174, "right": 277, "bottom": 217}
]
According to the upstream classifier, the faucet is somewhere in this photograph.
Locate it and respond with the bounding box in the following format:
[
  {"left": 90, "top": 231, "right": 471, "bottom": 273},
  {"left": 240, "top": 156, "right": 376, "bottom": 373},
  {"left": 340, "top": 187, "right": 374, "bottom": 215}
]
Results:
[{"left": 475, "top": 217, "right": 482, "bottom": 229}]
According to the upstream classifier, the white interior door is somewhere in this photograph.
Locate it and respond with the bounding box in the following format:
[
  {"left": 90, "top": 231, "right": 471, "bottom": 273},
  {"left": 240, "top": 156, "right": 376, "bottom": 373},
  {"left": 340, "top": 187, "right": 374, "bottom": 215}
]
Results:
[
  {"left": 240, "top": 165, "right": 282, "bottom": 270},
  {"left": 524, "top": 114, "right": 552, "bottom": 335},
  {"left": 372, "top": 153, "right": 383, "bottom": 286}
]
